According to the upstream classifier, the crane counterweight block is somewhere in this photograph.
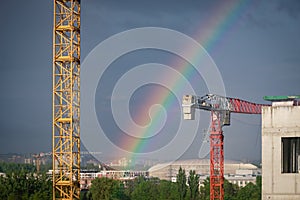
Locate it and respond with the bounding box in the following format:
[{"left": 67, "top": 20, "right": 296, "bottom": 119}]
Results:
[{"left": 182, "top": 95, "right": 196, "bottom": 120}]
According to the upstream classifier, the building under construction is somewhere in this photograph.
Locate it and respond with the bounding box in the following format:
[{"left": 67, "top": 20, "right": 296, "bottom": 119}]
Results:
[{"left": 262, "top": 96, "right": 300, "bottom": 199}]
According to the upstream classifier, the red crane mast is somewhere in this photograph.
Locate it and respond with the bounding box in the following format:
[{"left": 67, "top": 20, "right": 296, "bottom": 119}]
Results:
[{"left": 182, "top": 94, "right": 268, "bottom": 200}]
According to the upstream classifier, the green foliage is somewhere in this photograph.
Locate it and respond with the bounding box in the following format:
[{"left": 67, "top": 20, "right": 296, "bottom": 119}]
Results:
[
  {"left": 90, "top": 177, "right": 129, "bottom": 200},
  {"left": 235, "top": 176, "right": 261, "bottom": 200},
  {"left": 199, "top": 177, "right": 210, "bottom": 200},
  {"left": 236, "top": 182, "right": 258, "bottom": 200},
  {"left": 0, "top": 162, "right": 36, "bottom": 174},
  {"left": 158, "top": 180, "right": 179, "bottom": 200},
  {"left": 131, "top": 177, "right": 160, "bottom": 200},
  {"left": 188, "top": 170, "right": 200, "bottom": 200},
  {"left": 39, "top": 163, "right": 52, "bottom": 173},
  {"left": 176, "top": 166, "right": 187, "bottom": 200},
  {"left": 256, "top": 176, "right": 262, "bottom": 199},
  {"left": 87, "top": 174, "right": 261, "bottom": 200},
  {"left": 0, "top": 162, "right": 262, "bottom": 200},
  {"left": 89, "top": 177, "right": 180, "bottom": 200},
  {"left": 80, "top": 190, "right": 92, "bottom": 200},
  {"left": 224, "top": 179, "right": 239, "bottom": 200},
  {"left": 199, "top": 176, "right": 262, "bottom": 200},
  {"left": 0, "top": 171, "right": 52, "bottom": 200}
]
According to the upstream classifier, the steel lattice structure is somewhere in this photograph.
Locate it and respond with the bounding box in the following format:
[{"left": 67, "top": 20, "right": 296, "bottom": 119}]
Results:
[
  {"left": 182, "top": 94, "right": 267, "bottom": 200},
  {"left": 210, "top": 110, "right": 224, "bottom": 200},
  {"left": 52, "top": 0, "right": 81, "bottom": 199}
]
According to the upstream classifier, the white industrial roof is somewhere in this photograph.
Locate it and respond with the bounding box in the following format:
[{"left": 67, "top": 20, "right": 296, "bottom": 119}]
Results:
[{"left": 148, "top": 159, "right": 256, "bottom": 172}]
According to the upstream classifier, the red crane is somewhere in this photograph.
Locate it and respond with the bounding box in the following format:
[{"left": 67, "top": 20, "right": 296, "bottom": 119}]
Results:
[{"left": 182, "top": 94, "right": 268, "bottom": 200}]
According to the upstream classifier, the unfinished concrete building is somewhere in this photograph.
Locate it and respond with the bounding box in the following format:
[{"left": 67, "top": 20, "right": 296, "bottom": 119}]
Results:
[{"left": 262, "top": 96, "right": 300, "bottom": 200}]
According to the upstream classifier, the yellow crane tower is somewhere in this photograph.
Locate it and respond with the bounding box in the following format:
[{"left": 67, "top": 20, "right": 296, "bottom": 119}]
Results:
[{"left": 52, "top": 0, "right": 81, "bottom": 199}]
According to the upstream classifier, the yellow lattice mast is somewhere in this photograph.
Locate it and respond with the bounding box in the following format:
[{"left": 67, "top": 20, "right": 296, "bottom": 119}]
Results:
[{"left": 52, "top": 0, "right": 81, "bottom": 199}]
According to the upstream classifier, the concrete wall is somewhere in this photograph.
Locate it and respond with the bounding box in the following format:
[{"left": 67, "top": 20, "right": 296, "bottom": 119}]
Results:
[{"left": 262, "top": 105, "right": 300, "bottom": 200}]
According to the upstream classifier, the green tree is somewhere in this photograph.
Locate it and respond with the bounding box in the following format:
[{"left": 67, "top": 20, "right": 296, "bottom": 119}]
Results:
[
  {"left": 80, "top": 190, "right": 92, "bottom": 200},
  {"left": 199, "top": 177, "right": 239, "bottom": 200},
  {"left": 0, "top": 170, "right": 52, "bottom": 200},
  {"left": 176, "top": 167, "right": 187, "bottom": 200},
  {"left": 188, "top": 170, "right": 200, "bottom": 200},
  {"left": 39, "top": 163, "right": 52, "bottom": 173},
  {"left": 131, "top": 177, "right": 159, "bottom": 200},
  {"left": 224, "top": 179, "right": 239, "bottom": 200},
  {"left": 256, "top": 176, "right": 262, "bottom": 200},
  {"left": 236, "top": 182, "right": 258, "bottom": 200},
  {"left": 124, "top": 176, "right": 147, "bottom": 198},
  {"left": 236, "top": 176, "right": 261, "bottom": 200},
  {"left": 199, "top": 177, "right": 210, "bottom": 200},
  {"left": 158, "top": 180, "right": 179, "bottom": 200},
  {"left": 0, "top": 162, "right": 36, "bottom": 174},
  {"left": 90, "top": 177, "right": 128, "bottom": 200}
]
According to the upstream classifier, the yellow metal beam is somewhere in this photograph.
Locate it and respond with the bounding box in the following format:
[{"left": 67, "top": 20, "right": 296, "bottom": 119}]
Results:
[{"left": 52, "top": 0, "right": 80, "bottom": 199}]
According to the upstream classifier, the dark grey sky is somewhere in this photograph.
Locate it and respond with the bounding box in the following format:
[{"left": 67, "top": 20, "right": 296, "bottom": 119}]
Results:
[{"left": 0, "top": 0, "right": 299, "bottom": 162}]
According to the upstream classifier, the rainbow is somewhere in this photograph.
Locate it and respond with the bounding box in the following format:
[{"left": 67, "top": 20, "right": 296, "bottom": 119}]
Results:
[{"left": 117, "top": 0, "right": 253, "bottom": 162}]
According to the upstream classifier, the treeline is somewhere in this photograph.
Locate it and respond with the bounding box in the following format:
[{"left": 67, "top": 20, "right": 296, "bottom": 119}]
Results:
[
  {"left": 0, "top": 163, "right": 261, "bottom": 200},
  {"left": 0, "top": 162, "right": 36, "bottom": 174},
  {"left": 199, "top": 176, "right": 261, "bottom": 200},
  {"left": 0, "top": 161, "right": 52, "bottom": 174},
  {"left": 82, "top": 167, "right": 261, "bottom": 200},
  {"left": 0, "top": 162, "right": 52, "bottom": 200}
]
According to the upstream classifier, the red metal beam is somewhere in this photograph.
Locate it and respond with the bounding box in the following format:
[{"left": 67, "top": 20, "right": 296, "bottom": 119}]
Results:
[
  {"left": 210, "top": 111, "right": 224, "bottom": 200},
  {"left": 228, "top": 98, "right": 266, "bottom": 114}
]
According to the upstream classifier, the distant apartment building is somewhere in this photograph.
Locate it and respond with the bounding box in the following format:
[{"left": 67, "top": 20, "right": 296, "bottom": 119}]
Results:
[
  {"left": 106, "top": 157, "right": 133, "bottom": 168},
  {"left": 262, "top": 97, "right": 300, "bottom": 199},
  {"left": 24, "top": 158, "right": 32, "bottom": 164}
]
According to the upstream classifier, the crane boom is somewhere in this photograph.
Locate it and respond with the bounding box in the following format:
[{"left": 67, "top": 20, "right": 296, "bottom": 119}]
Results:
[
  {"left": 182, "top": 94, "right": 267, "bottom": 200},
  {"left": 183, "top": 94, "right": 266, "bottom": 120}
]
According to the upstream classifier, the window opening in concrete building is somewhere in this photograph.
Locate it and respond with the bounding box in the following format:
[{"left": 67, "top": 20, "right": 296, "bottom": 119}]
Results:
[{"left": 282, "top": 137, "right": 300, "bottom": 173}]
